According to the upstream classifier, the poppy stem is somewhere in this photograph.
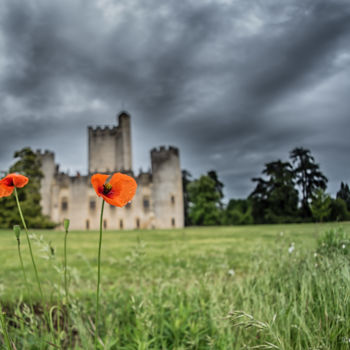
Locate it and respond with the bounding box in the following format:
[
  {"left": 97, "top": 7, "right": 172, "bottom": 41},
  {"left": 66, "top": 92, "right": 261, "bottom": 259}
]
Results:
[
  {"left": 64, "top": 227, "right": 69, "bottom": 305},
  {"left": 13, "top": 187, "right": 44, "bottom": 299},
  {"left": 95, "top": 199, "right": 105, "bottom": 349},
  {"left": 16, "top": 236, "right": 35, "bottom": 315},
  {"left": 0, "top": 303, "right": 12, "bottom": 350}
]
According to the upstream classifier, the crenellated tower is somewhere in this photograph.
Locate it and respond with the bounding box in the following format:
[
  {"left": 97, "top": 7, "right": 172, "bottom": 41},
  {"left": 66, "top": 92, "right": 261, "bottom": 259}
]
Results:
[
  {"left": 151, "top": 146, "right": 184, "bottom": 228},
  {"left": 88, "top": 111, "right": 132, "bottom": 174},
  {"left": 36, "top": 150, "right": 56, "bottom": 217}
]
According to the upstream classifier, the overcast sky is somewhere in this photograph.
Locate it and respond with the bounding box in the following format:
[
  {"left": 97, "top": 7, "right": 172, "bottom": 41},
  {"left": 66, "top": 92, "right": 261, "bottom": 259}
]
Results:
[{"left": 1, "top": 0, "right": 350, "bottom": 199}]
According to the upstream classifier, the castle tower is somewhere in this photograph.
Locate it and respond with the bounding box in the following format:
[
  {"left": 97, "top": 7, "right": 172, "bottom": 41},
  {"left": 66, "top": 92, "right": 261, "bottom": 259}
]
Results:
[
  {"left": 151, "top": 146, "right": 184, "bottom": 228},
  {"left": 36, "top": 150, "right": 56, "bottom": 217},
  {"left": 88, "top": 111, "right": 132, "bottom": 173}
]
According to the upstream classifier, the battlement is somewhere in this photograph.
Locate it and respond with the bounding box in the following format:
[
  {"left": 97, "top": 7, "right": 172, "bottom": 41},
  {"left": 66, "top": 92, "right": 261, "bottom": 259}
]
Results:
[
  {"left": 137, "top": 171, "right": 152, "bottom": 185},
  {"left": 36, "top": 149, "right": 55, "bottom": 157},
  {"left": 118, "top": 111, "right": 130, "bottom": 122},
  {"left": 151, "top": 146, "right": 179, "bottom": 156},
  {"left": 88, "top": 125, "right": 119, "bottom": 135}
]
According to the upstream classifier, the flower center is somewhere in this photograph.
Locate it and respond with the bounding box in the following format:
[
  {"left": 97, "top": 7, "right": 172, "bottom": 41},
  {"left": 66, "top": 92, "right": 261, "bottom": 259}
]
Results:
[{"left": 103, "top": 183, "right": 112, "bottom": 194}]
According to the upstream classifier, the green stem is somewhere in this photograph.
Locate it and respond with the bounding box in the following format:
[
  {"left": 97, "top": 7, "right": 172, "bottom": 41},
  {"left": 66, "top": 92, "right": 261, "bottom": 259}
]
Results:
[
  {"left": 95, "top": 199, "right": 105, "bottom": 349},
  {"left": 64, "top": 229, "right": 69, "bottom": 305},
  {"left": 63, "top": 227, "right": 71, "bottom": 346},
  {"left": 0, "top": 304, "right": 12, "bottom": 350},
  {"left": 14, "top": 188, "right": 43, "bottom": 299},
  {"left": 17, "top": 238, "right": 35, "bottom": 315}
]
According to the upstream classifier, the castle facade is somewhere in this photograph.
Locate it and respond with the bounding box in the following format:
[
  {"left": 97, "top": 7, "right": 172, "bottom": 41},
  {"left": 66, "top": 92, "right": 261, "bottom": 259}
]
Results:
[{"left": 38, "top": 112, "right": 184, "bottom": 230}]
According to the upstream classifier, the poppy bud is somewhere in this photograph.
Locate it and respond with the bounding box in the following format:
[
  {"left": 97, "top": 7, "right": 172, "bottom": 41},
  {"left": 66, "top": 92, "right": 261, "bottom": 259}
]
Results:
[
  {"left": 13, "top": 225, "right": 21, "bottom": 240},
  {"left": 63, "top": 218, "right": 70, "bottom": 232}
]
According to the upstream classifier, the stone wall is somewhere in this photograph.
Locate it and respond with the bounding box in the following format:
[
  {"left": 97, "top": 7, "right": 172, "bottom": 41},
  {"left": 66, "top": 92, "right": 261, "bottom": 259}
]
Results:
[
  {"left": 151, "top": 146, "right": 184, "bottom": 229},
  {"left": 53, "top": 173, "right": 154, "bottom": 230}
]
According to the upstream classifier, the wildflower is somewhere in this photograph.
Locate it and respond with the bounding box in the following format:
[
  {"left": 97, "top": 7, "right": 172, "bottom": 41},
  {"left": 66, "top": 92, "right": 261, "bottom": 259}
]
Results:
[
  {"left": 288, "top": 243, "right": 295, "bottom": 254},
  {"left": 342, "top": 244, "right": 346, "bottom": 249},
  {"left": 91, "top": 171, "right": 137, "bottom": 348},
  {"left": 0, "top": 173, "right": 29, "bottom": 197},
  {"left": 91, "top": 173, "right": 137, "bottom": 207},
  {"left": 228, "top": 269, "right": 235, "bottom": 276}
]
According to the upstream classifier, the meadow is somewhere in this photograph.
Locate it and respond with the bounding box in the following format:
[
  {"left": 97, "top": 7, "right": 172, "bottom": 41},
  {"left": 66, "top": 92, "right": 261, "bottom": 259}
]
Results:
[{"left": 0, "top": 222, "right": 350, "bottom": 349}]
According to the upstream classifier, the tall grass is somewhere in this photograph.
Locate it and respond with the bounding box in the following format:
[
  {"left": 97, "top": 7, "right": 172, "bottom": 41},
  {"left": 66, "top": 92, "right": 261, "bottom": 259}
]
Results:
[{"left": 0, "top": 225, "right": 349, "bottom": 349}]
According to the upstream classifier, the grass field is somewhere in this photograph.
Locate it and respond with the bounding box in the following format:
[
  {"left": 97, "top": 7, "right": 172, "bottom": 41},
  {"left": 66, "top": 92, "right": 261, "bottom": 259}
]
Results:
[{"left": 0, "top": 222, "right": 350, "bottom": 349}]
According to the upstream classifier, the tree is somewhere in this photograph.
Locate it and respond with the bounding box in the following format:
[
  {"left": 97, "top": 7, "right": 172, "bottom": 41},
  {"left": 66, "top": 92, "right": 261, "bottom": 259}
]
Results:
[
  {"left": 182, "top": 169, "right": 192, "bottom": 226},
  {"left": 336, "top": 182, "right": 350, "bottom": 211},
  {"left": 207, "top": 170, "right": 224, "bottom": 208},
  {"left": 249, "top": 160, "right": 299, "bottom": 223},
  {"left": 0, "top": 147, "right": 55, "bottom": 228},
  {"left": 290, "top": 147, "right": 328, "bottom": 218},
  {"left": 310, "top": 189, "right": 332, "bottom": 222},
  {"left": 329, "top": 197, "right": 349, "bottom": 222},
  {"left": 224, "top": 199, "right": 253, "bottom": 225},
  {"left": 188, "top": 175, "right": 222, "bottom": 225}
]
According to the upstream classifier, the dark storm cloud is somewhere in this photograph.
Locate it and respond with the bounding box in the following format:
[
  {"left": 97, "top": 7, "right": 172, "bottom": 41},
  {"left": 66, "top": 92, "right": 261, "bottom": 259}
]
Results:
[{"left": 0, "top": 0, "right": 350, "bottom": 198}]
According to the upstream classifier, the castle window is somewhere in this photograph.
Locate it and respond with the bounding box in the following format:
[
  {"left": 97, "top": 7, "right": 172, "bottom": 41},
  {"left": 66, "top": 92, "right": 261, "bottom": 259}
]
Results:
[
  {"left": 136, "top": 218, "right": 140, "bottom": 229},
  {"left": 104, "top": 220, "right": 107, "bottom": 229},
  {"left": 126, "top": 202, "right": 132, "bottom": 209},
  {"left": 171, "top": 195, "right": 175, "bottom": 205},
  {"left": 143, "top": 197, "right": 150, "bottom": 211},
  {"left": 61, "top": 198, "right": 68, "bottom": 211},
  {"left": 90, "top": 199, "right": 96, "bottom": 210},
  {"left": 171, "top": 218, "right": 175, "bottom": 227},
  {"left": 86, "top": 220, "right": 90, "bottom": 230},
  {"left": 119, "top": 220, "right": 123, "bottom": 229}
]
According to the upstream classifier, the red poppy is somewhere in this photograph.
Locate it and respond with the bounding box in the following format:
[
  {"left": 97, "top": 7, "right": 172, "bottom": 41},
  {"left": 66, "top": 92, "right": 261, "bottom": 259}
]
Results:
[
  {"left": 91, "top": 173, "right": 137, "bottom": 207},
  {"left": 0, "top": 173, "right": 29, "bottom": 197}
]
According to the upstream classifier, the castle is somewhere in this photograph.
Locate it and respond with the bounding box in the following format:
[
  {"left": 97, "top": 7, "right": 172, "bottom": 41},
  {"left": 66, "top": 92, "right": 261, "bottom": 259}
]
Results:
[{"left": 37, "top": 112, "right": 184, "bottom": 230}]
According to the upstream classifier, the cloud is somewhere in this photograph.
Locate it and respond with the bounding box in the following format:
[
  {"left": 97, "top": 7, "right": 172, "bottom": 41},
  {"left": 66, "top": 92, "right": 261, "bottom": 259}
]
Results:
[{"left": 0, "top": 0, "right": 349, "bottom": 198}]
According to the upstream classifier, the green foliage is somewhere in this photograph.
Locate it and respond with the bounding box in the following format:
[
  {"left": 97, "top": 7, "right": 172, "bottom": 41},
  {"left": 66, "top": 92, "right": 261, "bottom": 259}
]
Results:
[
  {"left": 248, "top": 147, "right": 333, "bottom": 224},
  {"left": 337, "top": 182, "right": 350, "bottom": 211},
  {"left": 1, "top": 224, "right": 349, "bottom": 348},
  {"left": 250, "top": 160, "right": 299, "bottom": 223},
  {"left": 207, "top": 170, "right": 224, "bottom": 206},
  {"left": 290, "top": 147, "right": 328, "bottom": 217},
  {"left": 229, "top": 228, "right": 350, "bottom": 350},
  {"left": 311, "top": 189, "right": 332, "bottom": 222},
  {"left": 317, "top": 227, "right": 350, "bottom": 257},
  {"left": 329, "top": 197, "right": 350, "bottom": 222},
  {"left": 224, "top": 199, "right": 253, "bottom": 225},
  {"left": 188, "top": 175, "right": 222, "bottom": 225},
  {"left": 182, "top": 170, "right": 192, "bottom": 226},
  {"left": 0, "top": 147, "right": 55, "bottom": 229}
]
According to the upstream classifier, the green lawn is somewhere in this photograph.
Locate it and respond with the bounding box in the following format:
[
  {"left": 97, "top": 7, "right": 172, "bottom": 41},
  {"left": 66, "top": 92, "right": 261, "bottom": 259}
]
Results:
[
  {"left": 0, "top": 222, "right": 349, "bottom": 349},
  {"left": 0, "top": 222, "right": 340, "bottom": 299}
]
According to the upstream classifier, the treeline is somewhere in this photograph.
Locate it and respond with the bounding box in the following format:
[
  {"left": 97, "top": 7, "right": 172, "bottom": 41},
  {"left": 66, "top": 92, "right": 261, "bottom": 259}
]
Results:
[
  {"left": 183, "top": 147, "right": 350, "bottom": 226},
  {"left": 0, "top": 148, "right": 55, "bottom": 228}
]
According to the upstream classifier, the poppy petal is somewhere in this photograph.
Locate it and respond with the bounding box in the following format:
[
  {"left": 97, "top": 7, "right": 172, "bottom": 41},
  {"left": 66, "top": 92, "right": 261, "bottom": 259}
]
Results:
[
  {"left": 91, "top": 174, "right": 109, "bottom": 197},
  {"left": 0, "top": 182, "right": 14, "bottom": 197},
  {"left": 107, "top": 173, "right": 137, "bottom": 207},
  {"left": 11, "top": 174, "right": 29, "bottom": 188}
]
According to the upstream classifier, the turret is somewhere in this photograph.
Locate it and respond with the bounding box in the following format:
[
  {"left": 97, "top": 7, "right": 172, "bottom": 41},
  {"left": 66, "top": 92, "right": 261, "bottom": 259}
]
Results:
[
  {"left": 151, "top": 146, "right": 184, "bottom": 228},
  {"left": 36, "top": 150, "right": 56, "bottom": 216},
  {"left": 118, "top": 111, "right": 132, "bottom": 172},
  {"left": 88, "top": 111, "right": 132, "bottom": 173}
]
